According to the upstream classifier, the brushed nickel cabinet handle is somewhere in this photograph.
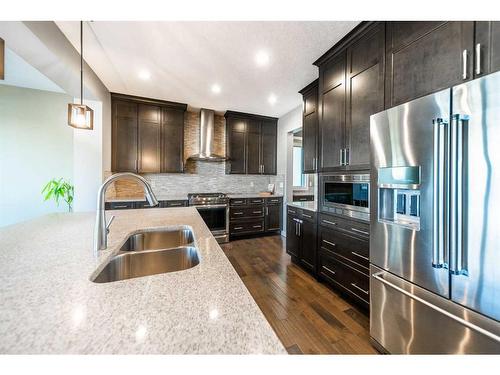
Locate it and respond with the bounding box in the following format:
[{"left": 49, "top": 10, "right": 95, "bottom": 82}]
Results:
[
  {"left": 233, "top": 212, "right": 244, "bottom": 215},
  {"left": 462, "top": 49, "right": 468, "bottom": 80},
  {"left": 234, "top": 226, "right": 243, "bottom": 230},
  {"left": 350, "top": 283, "right": 369, "bottom": 295},
  {"left": 351, "top": 251, "right": 369, "bottom": 261},
  {"left": 302, "top": 213, "right": 312, "bottom": 218},
  {"left": 252, "top": 211, "right": 262, "bottom": 214},
  {"left": 476, "top": 43, "right": 481, "bottom": 75},
  {"left": 323, "top": 240, "right": 337, "bottom": 247},
  {"left": 351, "top": 227, "right": 369, "bottom": 236},
  {"left": 322, "top": 219, "right": 337, "bottom": 226},
  {"left": 253, "top": 225, "right": 262, "bottom": 228},
  {"left": 322, "top": 266, "right": 336, "bottom": 275}
]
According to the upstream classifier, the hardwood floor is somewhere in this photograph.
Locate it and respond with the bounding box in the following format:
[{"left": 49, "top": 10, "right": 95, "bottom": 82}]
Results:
[{"left": 221, "top": 235, "right": 377, "bottom": 355}]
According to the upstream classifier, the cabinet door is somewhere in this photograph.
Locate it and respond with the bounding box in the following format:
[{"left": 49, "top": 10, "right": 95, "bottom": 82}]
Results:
[
  {"left": 112, "top": 100, "right": 138, "bottom": 172},
  {"left": 226, "top": 117, "right": 246, "bottom": 174},
  {"left": 265, "top": 204, "right": 282, "bottom": 231},
  {"left": 246, "top": 119, "right": 261, "bottom": 174},
  {"left": 475, "top": 21, "right": 500, "bottom": 77},
  {"left": 286, "top": 215, "right": 300, "bottom": 257},
  {"left": 261, "top": 120, "right": 277, "bottom": 175},
  {"left": 138, "top": 104, "right": 161, "bottom": 173},
  {"left": 299, "top": 219, "right": 316, "bottom": 273},
  {"left": 302, "top": 88, "right": 318, "bottom": 173},
  {"left": 319, "top": 52, "right": 346, "bottom": 171},
  {"left": 386, "top": 21, "right": 474, "bottom": 107},
  {"left": 346, "top": 23, "right": 385, "bottom": 167},
  {"left": 161, "top": 108, "right": 184, "bottom": 173}
]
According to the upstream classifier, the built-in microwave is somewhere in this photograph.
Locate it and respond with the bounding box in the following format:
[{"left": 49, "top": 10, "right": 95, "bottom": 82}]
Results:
[{"left": 319, "top": 173, "right": 370, "bottom": 221}]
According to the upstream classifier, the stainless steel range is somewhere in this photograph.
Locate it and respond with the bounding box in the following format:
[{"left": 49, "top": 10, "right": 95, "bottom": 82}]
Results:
[{"left": 188, "top": 193, "right": 229, "bottom": 243}]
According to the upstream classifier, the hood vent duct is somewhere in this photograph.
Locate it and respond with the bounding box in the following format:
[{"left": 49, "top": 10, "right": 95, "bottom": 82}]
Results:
[{"left": 187, "top": 108, "right": 227, "bottom": 162}]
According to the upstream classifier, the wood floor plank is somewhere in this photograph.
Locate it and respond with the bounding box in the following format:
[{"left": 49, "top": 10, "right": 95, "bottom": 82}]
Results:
[{"left": 221, "top": 235, "right": 377, "bottom": 355}]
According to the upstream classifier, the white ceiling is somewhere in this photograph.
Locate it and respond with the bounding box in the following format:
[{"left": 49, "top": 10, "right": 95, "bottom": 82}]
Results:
[
  {"left": 56, "top": 21, "right": 359, "bottom": 117},
  {"left": 0, "top": 47, "right": 65, "bottom": 93}
]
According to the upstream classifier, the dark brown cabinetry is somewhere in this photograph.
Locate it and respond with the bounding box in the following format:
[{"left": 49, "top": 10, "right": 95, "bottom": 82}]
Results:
[
  {"left": 385, "top": 21, "right": 474, "bottom": 107},
  {"left": 315, "top": 22, "right": 385, "bottom": 171},
  {"left": 286, "top": 206, "right": 317, "bottom": 275},
  {"left": 229, "top": 197, "right": 282, "bottom": 237},
  {"left": 317, "top": 213, "right": 370, "bottom": 309},
  {"left": 475, "top": 21, "right": 500, "bottom": 77},
  {"left": 225, "top": 111, "right": 277, "bottom": 175},
  {"left": 105, "top": 199, "right": 188, "bottom": 210},
  {"left": 299, "top": 80, "right": 319, "bottom": 173},
  {"left": 111, "top": 93, "right": 187, "bottom": 174}
]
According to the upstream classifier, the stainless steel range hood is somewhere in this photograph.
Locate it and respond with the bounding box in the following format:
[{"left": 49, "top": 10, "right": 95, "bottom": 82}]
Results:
[{"left": 187, "top": 109, "right": 227, "bottom": 162}]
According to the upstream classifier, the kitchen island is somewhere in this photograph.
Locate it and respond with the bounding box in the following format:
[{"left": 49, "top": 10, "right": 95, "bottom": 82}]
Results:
[{"left": 0, "top": 208, "right": 286, "bottom": 354}]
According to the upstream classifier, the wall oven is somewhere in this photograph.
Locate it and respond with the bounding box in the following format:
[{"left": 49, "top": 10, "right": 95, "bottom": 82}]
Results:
[{"left": 319, "top": 173, "right": 370, "bottom": 221}]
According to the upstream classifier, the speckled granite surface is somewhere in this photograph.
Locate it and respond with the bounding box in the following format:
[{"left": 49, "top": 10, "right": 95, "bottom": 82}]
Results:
[
  {"left": 0, "top": 208, "right": 286, "bottom": 354},
  {"left": 287, "top": 201, "right": 317, "bottom": 212}
]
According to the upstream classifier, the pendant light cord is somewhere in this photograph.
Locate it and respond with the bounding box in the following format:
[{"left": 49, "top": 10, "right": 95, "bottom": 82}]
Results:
[{"left": 80, "top": 20, "right": 83, "bottom": 105}]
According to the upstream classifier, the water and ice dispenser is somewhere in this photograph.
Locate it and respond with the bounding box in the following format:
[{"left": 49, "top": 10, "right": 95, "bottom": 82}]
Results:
[{"left": 378, "top": 166, "right": 421, "bottom": 230}]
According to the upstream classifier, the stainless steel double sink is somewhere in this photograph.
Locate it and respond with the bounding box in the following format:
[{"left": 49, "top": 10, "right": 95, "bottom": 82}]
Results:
[{"left": 92, "top": 228, "right": 199, "bottom": 283}]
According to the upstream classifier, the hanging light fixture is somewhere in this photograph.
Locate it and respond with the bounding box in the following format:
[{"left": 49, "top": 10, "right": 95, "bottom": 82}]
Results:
[{"left": 68, "top": 21, "right": 93, "bottom": 130}]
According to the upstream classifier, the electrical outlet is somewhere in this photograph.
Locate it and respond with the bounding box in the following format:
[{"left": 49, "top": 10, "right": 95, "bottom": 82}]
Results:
[
  {"left": 279, "top": 182, "right": 284, "bottom": 188},
  {"left": 250, "top": 181, "right": 254, "bottom": 187}
]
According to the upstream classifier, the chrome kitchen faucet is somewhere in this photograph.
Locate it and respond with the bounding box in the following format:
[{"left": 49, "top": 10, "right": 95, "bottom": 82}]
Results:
[{"left": 93, "top": 172, "right": 159, "bottom": 255}]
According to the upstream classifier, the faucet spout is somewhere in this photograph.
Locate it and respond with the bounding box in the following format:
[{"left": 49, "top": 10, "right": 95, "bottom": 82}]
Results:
[{"left": 93, "top": 172, "right": 158, "bottom": 256}]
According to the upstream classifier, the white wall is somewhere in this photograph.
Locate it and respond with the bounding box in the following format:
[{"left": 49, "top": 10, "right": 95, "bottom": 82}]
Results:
[
  {"left": 276, "top": 105, "right": 303, "bottom": 235},
  {"left": 73, "top": 99, "right": 102, "bottom": 212},
  {"left": 0, "top": 85, "right": 74, "bottom": 227}
]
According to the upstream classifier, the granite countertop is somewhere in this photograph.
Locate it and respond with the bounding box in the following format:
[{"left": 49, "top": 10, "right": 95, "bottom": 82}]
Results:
[
  {"left": 227, "top": 193, "right": 283, "bottom": 199},
  {"left": 106, "top": 195, "right": 188, "bottom": 203},
  {"left": 0, "top": 209, "right": 286, "bottom": 354},
  {"left": 287, "top": 201, "right": 317, "bottom": 212}
]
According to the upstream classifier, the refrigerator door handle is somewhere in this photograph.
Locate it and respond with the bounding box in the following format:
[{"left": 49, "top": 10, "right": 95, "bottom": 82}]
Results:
[
  {"left": 432, "top": 118, "right": 448, "bottom": 268},
  {"left": 372, "top": 271, "right": 500, "bottom": 344},
  {"left": 449, "top": 114, "right": 468, "bottom": 276}
]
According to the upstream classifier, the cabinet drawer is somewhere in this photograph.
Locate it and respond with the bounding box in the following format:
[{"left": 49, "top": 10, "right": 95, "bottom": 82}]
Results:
[
  {"left": 106, "top": 201, "right": 135, "bottom": 210},
  {"left": 248, "top": 198, "right": 265, "bottom": 205},
  {"left": 230, "top": 198, "right": 247, "bottom": 206},
  {"left": 230, "top": 219, "right": 265, "bottom": 235},
  {"left": 230, "top": 207, "right": 264, "bottom": 219},
  {"left": 300, "top": 210, "right": 316, "bottom": 222},
  {"left": 319, "top": 213, "right": 370, "bottom": 238},
  {"left": 266, "top": 197, "right": 283, "bottom": 205},
  {"left": 319, "top": 227, "right": 369, "bottom": 272},
  {"left": 160, "top": 200, "right": 187, "bottom": 208},
  {"left": 319, "top": 253, "right": 370, "bottom": 306}
]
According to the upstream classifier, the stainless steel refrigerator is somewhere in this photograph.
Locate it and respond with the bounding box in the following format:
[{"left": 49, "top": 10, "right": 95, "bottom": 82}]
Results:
[{"left": 369, "top": 70, "right": 500, "bottom": 354}]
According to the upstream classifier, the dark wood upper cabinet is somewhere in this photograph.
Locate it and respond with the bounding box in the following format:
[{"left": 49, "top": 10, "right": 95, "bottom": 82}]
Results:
[
  {"left": 111, "top": 93, "right": 187, "bottom": 173},
  {"left": 299, "top": 80, "right": 319, "bottom": 174},
  {"left": 138, "top": 104, "right": 161, "bottom": 173},
  {"left": 345, "top": 22, "right": 385, "bottom": 167},
  {"left": 475, "top": 21, "right": 500, "bottom": 77},
  {"left": 225, "top": 111, "right": 277, "bottom": 175},
  {"left": 246, "top": 119, "right": 261, "bottom": 175},
  {"left": 226, "top": 116, "right": 247, "bottom": 174},
  {"left": 261, "top": 120, "right": 277, "bottom": 175},
  {"left": 112, "top": 100, "right": 138, "bottom": 172},
  {"left": 161, "top": 108, "right": 185, "bottom": 173},
  {"left": 385, "top": 21, "right": 474, "bottom": 107},
  {"left": 318, "top": 51, "right": 346, "bottom": 171}
]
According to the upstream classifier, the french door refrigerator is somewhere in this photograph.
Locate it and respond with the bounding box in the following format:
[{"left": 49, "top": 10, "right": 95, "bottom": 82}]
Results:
[{"left": 369, "top": 70, "right": 500, "bottom": 354}]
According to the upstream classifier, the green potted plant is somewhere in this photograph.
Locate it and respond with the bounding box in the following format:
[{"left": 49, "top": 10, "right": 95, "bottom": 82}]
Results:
[{"left": 41, "top": 178, "right": 74, "bottom": 212}]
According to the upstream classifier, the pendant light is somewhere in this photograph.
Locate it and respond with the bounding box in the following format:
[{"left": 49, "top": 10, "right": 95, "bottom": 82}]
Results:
[{"left": 68, "top": 21, "right": 93, "bottom": 130}]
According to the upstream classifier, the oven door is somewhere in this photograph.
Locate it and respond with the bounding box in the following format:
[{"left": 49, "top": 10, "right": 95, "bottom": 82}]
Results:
[
  {"left": 194, "top": 204, "right": 228, "bottom": 234},
  {"left": 323, "top": 181, "right": 369, "bottom": 210}
]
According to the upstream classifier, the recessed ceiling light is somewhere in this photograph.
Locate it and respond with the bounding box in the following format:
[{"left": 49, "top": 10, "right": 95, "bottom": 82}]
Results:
[
  {"left": 255, "top": 50, "right": 270, "bottom": 67},
  {"left": 138, "top": 70, "right": 151, "bottom": 80},
  {"left": 211, "top": 84, "right": 221, "bottom": 94},
  {"left": 268, "top": 94, "right": 277, "bottom": 106}
]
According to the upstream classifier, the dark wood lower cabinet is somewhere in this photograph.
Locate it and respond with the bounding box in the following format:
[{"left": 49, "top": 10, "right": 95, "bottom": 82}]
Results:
[
  {"left": 317, "top": 213, "right": 370, "bottom": 309},
  {"left": 229, "top": 197, "right": 282, "bottom": 238},
  {"left": 286, "top": 206, "right": 317, "bottom": 275}
]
